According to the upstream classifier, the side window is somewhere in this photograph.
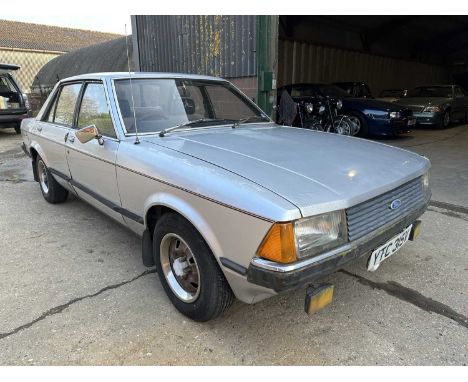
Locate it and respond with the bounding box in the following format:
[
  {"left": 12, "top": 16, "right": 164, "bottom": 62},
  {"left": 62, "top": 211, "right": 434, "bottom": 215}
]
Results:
[
  {"left": 54, "top": 83, "right": 82, "bottom": 126},
  {"left": 77, "top": 83, "right": 116, "bottom": 138},
  {"left": 43, "top": 93, "right": 58, "bottom": 122}
]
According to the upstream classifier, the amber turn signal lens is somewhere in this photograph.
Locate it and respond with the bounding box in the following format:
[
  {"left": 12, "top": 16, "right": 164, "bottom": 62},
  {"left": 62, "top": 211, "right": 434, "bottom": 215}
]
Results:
[{"left": 256, "top": 223, "right": 297, "bottom": 263}]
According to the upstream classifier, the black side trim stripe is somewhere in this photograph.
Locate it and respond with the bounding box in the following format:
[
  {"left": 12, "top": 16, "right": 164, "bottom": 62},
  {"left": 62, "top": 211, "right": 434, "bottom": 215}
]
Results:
[
  {"left": 48, "top": 168, "right": 144, "bottom": 225},
  {"left": 220, "top": 257, "right": 247, "bottom": 276}
]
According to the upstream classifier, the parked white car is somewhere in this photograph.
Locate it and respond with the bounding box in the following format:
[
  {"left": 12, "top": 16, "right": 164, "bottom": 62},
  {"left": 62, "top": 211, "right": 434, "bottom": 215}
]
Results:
[{"left": 21, "top": 73, "right": 431, "bottom": 321}]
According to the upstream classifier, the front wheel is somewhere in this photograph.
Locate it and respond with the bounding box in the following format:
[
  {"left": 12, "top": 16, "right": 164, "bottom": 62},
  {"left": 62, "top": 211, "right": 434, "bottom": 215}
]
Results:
[
  {"left": 347, "top": 113, "right": 368, "bottom": 137},
  {"left": 440, "top": 110, "right": 450, "bottom": 129},
  {"left": 153, "top": 213, "right": 234, "bottom": 321}
]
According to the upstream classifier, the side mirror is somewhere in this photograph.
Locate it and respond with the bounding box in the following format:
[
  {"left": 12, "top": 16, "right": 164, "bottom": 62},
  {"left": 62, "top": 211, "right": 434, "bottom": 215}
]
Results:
[{"left": 75, "top": 125, "right": 104, "bottom": 145}]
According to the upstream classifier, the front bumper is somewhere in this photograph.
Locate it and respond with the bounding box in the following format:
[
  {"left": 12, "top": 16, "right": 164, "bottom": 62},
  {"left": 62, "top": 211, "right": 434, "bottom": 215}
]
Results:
[
  {"left": 413, "top": 112, "right": 443, "bottom": 125},
  {"left": 247, "top": 201, "right": 429, "bottom": 293},
  {"left": 368, "top": 117, "right": 414, "bottom": 136}
]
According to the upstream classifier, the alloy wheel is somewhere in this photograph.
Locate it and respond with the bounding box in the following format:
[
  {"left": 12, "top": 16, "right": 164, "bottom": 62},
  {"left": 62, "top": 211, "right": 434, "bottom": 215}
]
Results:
[
  {"left": 38, "top": 160, "right": 49, "bottom": 194},
  {"left": 160, "top": 233, "right": 201, "bottom": 303}
]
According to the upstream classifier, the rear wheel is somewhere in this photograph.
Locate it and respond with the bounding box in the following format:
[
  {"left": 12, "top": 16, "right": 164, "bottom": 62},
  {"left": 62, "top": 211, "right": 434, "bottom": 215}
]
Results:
[
  {"left": 36, "top": 156, "right": 68, "bottom": 203},
  {"left": 14, "top": 125, "right": 21, "bottom": 134},
  {"left": 153, "top": 213, "right": 234, "bottom": 321}
]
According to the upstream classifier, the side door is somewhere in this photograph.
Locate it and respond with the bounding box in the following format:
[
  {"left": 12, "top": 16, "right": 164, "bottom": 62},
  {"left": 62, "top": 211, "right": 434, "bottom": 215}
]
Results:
[
  {"left": 33, "top": 82, "right": 83, "bottom": 188},
  {"left": 65, "top": 81, "right": 124, "bottom": 224}
]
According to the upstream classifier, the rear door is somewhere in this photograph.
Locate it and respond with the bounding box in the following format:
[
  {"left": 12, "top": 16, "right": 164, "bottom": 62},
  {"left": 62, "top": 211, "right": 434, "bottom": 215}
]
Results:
[
  {"left": 65, "top": 81, "right": 124, "bottom": 224},
  {"left": 33, "top": 82, "right": 83, "bottom": 184}
]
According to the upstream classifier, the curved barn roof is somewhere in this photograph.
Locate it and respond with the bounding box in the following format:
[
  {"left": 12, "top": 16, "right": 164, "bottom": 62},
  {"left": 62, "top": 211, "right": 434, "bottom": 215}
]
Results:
[{"left": 32, "top": 36, "right": 133, "bottom": 92}]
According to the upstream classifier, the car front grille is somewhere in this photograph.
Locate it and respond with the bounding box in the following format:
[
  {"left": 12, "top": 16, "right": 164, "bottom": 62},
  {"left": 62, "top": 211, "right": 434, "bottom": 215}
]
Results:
[
  {"left": 403, "top": 105, "right": 425, "bottom": 113},
  {"left": 346, "top": 177, "right": 426, "bottom": 242}
]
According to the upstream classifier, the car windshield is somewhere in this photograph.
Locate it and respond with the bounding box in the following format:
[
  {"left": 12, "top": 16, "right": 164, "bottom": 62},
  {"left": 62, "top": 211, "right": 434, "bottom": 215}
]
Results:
[
  {"left": 317, "top": 85, "right": 350, "bottom": 98},
  {"left": 114, "top": 78, "right": 267, "bottom": 134},
  {"left": 407, "top": 86, "right": 453, "bottom": 98},
  {"left": 380, "top": 89, "right": 405, "bottom": 98},
  {"left": 338, "top": 83, "right": 372, "bottom": 98}
]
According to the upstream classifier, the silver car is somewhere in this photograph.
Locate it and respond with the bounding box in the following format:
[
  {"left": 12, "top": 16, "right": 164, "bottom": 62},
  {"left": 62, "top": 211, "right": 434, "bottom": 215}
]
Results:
[{"left": 20, "top": 73, "right": 431, "bottom": 321}]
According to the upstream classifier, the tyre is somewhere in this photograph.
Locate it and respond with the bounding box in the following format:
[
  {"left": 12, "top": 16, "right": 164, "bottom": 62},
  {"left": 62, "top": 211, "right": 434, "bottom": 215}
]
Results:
[
  {"left": 36, "top": 156, "right": 68, "bottom": 203},
  {"left": 440, "top": 110, "right": 450, "bottom": 129},
  {"left": 14, "top": 125, "right": 21, "bottom": 134},
  {"left": 153, "top": 213, "right": 234, "bottom": 321},
  {"left": 347, "top": 112, "right": 368, "bottom": 137}
]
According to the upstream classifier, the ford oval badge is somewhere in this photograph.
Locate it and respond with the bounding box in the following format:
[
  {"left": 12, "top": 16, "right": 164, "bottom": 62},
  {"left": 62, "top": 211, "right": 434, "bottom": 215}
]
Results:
[{"left": 390, "top": 199, "right": 402, "bottom": 210}]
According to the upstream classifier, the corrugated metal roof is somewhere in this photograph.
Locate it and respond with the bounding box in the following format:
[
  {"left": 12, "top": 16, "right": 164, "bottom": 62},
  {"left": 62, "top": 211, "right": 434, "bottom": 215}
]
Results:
[
  {"left": 134, "top": 15, "right": 257, "bottom": 78},
  {"left": 0, "top": 19, "right": 122, "bottom": 53}
]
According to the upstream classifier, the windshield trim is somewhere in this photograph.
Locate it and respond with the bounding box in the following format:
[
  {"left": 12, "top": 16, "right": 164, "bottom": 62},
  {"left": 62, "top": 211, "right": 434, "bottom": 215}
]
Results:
[
  {"left": 110, "top": 76, "right": 271, "bottom": 137},
  {"left": 123, "top": 122, "right": 274, "bottom": 138}
]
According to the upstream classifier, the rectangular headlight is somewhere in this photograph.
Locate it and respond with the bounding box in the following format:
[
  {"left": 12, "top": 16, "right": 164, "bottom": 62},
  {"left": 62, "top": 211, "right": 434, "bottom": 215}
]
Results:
[
  {"left": 294, "top": 210, "right": 347, "bottom": 259},
  {"left": 423, "top": 105, "right": 442, "bottom": 113}
]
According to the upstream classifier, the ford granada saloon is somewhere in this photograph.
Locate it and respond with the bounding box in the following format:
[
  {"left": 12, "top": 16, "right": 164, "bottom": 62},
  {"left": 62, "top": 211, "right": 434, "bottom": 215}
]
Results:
[{"left": 21, "top": 73, "right": 431, "bottom": 321}]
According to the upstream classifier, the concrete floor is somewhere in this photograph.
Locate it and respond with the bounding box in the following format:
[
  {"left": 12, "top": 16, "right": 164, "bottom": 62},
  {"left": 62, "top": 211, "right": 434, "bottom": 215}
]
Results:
[{"left": 0, "top": 125, "right": 467, "bottom": 365}]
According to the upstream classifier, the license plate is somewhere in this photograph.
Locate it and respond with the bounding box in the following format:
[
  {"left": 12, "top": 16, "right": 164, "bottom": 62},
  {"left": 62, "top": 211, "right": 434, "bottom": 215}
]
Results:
[
  {"left": 408, "top": 118, "right": 416, "bottom": 126},
  {"left": 367, "top": 225, "right": 412, "bottom": 272}
]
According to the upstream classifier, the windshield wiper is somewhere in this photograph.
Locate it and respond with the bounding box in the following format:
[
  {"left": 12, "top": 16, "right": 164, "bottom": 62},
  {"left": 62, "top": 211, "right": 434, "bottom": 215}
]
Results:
[
  {"left": 159, "top": 119, "right": 213, "bottom": 137},
  {"left": 231, "top": 115, "right": 269, "bottom": 128}
]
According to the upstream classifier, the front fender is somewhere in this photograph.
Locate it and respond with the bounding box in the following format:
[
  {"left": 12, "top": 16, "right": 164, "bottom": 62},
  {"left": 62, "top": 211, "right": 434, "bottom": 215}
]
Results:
[{"left": 144, "top": 192, "right": 225, "bottom": 262}]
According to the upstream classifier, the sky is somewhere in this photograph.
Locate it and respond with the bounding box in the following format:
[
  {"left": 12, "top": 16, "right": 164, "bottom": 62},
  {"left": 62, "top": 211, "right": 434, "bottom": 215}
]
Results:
[{"left": 1, "top": 15, "right": 131, "bottom": 34}]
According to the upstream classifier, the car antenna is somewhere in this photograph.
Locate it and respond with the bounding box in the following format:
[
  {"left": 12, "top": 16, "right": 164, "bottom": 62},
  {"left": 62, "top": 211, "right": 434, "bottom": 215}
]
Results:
[{"left": 125, "top": 24, "right": 140, "bottom": 145}]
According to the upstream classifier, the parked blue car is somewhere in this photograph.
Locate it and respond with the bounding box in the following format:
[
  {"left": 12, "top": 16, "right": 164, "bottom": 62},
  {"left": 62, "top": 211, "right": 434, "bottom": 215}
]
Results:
[{"left": 277, "top": 83, "right": 416, "bottom": 137}]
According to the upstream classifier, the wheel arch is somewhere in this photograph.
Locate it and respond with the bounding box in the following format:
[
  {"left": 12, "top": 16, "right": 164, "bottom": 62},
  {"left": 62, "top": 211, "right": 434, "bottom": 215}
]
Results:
[
  {"left": 28, "top": 142, "right": 46, "bottom": 182},
  {"left": 144, "top": 193, "right": 225, "bottom": 263}
]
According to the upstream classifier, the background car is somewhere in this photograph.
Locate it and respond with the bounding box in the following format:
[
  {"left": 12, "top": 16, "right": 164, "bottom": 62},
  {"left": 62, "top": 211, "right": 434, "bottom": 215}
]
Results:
[
  {"left": 334, "top": 81, "right": 373, "bottom": 98},
  {"left": 0, "top": 63, "right": 31, "bottom": 134},
  {"left": 378, "top": 89, "right": 408, "bottom": 103},
  {"left": 278, "top": 83, "right": 415, "bottom": 137},
  {"left": 394, "top": 85, "right": 468, "bottom": 128}
]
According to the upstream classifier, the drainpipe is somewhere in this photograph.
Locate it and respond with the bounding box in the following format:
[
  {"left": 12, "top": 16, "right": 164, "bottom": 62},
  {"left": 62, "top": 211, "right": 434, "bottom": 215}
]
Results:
[{"left": 256, "top": 15, "right": 279, "bottom": 120}]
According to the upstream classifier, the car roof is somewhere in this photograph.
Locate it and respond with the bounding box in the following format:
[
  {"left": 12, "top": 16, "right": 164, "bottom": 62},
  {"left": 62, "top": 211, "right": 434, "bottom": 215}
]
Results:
[
  {"left": 334, "top": 81, "right": 367, "bottom": 85},
  {"left": 59, "top": 72, "right": 228, "bottom": 83}
]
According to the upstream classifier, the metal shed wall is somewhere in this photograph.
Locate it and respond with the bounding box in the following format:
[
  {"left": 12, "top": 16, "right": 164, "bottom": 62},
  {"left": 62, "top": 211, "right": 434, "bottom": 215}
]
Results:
[
  {"left": 134, "top": 15, "right": 257, "bottom": 78},
  {"left": 278, "top": 39, "right": 449, "bottom": 94}
]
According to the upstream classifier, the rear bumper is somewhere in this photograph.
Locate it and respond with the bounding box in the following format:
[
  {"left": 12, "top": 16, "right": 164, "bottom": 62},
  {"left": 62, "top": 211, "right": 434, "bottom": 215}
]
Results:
[
  {"left": 21, "top": 142, "right": 31, "bottom": 158},
  {"left": 246, "top": 201, "right": 429, "bottom": 293},
  {"left": 0, "top": 111, "right": 31, "bottom": 127}
]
